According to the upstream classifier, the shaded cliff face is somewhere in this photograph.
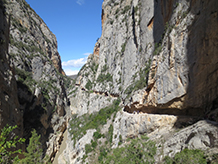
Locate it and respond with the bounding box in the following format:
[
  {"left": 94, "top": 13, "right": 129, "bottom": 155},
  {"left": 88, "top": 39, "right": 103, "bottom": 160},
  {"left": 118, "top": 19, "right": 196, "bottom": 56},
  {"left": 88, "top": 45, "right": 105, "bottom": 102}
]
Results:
[
  {"left": 0, "top": 0, "right": 23, "bottom": 149},
  {"left": 63, "top": 0, "right": 218, "bottom": 163},
  {"left": 0, "top": 0, "right": 68, "bottom": 160},
  {"left": 147, "top": 0, "right": 218, "bottom": 114}
]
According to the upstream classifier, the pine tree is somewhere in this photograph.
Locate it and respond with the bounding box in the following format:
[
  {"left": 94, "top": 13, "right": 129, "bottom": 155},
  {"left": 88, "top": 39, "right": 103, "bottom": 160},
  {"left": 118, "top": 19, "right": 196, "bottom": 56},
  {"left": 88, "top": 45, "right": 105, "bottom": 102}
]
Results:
[{"left": 20, "top": 129, "right": 43, "bottom": 164}]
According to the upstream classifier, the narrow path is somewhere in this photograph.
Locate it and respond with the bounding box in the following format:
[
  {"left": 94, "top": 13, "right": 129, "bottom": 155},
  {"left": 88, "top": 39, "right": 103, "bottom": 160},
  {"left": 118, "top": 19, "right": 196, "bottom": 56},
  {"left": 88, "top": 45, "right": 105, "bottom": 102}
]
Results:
[
  {"left": 74, "top": 84, "right": 119, "bottom": 98},
  {"left": 53, "top": 130, "right": 67, "bottom": 164}
]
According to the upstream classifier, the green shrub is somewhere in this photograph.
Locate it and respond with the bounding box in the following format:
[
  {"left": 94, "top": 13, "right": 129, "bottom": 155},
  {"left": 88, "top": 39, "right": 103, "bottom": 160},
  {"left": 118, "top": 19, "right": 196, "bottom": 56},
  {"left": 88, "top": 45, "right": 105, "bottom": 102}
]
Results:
[
  {"left": 115, "top": 8, "right": 120, "bottom": 15},
  {"left": 0, "top": 125, "right": 25, "bottom": 164},
  {"left": 90, "top": 62, "right": 99, "bottom": 73},
  {"left": 114, "top": 2, "right": 119, "bottom": 6},
  {"left": 84, "top": 140, "right": 98, "bottom": 155},
  {"left": 174, "top": 149, "right": 206, "bottom": 164},
  {"left": 122, "top": 5, "right": 131, "bottom": 14},
  {"left": 63, "top": 76, "right": 73, "bottom": 89},
  {"left": 98, "top": 147, "right": 108, "bottom": 162},
  {"left": 124, "top": 60, "right": 151, "bottom": 96},
  {"left": 69, "top": 99, "right": 121, "bottom": 146},
  {"left": 108, "top": 124, "right": 113, "bottom": 144},
  {"left": 153, "top": 42, "right": 162, "bottom": 56},
  {"left": 85, "top": 144, "right": 93, "bottom": 154},
  {"left": 210, "top": 153, "right": 218, "bottom": 163},
  {"left": 164, "top": 149, "right": 207, "bottom": 164},
  {"left": 102, "top": 65, "right": 108, "bottom": 72},
  {"left": 91, "top": 140, "right": 97, "bottom": 149},
  {"left": 134, "top": 6, "right": 139, "bottom": 13},
  {"left": 69, "top": 87, "right": 78, "bottom": 96},
  {"left": 93, "top": 131, "right": 103, "bottom": 140},
  {"left": 97, "top": 73, "right": 113, "bottom": 83},
  {"left": 85, "top": 79, "right": 92, "bottom": 90},
  {"left": 15, "top": 68, "right": 32, "bottom": 82},
  {"left": 15, "top": 68, "right": 37, "bottom": 92},
  {"left": 103, "top": 134, "right": 156, "bottom": 164},
  {"left": 118, "top": 135, "right": 122, "bottom": 145},
  {"left": 121, "top": 41, "right": 127, "bottom": 53}
]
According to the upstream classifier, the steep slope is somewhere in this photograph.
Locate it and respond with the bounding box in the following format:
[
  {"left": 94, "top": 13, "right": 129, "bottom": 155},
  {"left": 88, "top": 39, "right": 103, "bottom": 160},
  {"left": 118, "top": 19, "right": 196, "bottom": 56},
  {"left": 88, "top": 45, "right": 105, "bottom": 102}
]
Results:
[
  {"left": 0, "top": 0, "right": 23, "bottom": 144},
  {"left": 61, "top": 0, "right": 218, "bottom": 163},
  {"left": 0, "top": 0, "right": 69, "bottom": 161}
]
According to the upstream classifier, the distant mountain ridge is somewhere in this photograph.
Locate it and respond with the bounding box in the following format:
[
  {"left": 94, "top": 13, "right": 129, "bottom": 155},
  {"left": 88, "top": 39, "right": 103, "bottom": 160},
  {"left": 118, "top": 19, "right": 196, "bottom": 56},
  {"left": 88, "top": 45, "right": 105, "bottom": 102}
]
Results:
[{"left": 68, "top": 74, "right": 77, "bottom": 79}]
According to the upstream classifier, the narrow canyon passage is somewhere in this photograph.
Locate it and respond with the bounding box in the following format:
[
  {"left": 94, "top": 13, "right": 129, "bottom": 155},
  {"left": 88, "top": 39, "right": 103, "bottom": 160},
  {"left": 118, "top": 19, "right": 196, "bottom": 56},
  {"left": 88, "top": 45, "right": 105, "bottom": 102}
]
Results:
[{"left": 53, "top": 130, "right": 67, "bottom": 164}]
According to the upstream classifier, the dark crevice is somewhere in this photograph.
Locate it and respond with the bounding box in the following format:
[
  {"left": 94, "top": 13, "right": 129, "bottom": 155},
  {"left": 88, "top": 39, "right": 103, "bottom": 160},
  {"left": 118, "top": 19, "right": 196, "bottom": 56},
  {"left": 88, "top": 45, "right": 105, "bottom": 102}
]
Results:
[
  {"left": 185, "top": 132, "right": 196, "bottom": 144},
  {"left": 147, "top": 16, "right": 154, "bottom": 28},
  {"left": 206, "top": 132, "right": 216, "bottom": 147},
  {"left": 132, "top": 7, "right": 138, "bottom": 48}
]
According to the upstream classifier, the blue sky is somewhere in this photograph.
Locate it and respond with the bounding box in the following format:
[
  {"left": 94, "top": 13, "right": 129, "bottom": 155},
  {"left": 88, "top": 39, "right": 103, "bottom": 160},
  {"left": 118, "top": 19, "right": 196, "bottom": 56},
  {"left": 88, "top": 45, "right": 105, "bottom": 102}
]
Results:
[{"left": 25, "top": 0, "right": 103, "bottom": 75}]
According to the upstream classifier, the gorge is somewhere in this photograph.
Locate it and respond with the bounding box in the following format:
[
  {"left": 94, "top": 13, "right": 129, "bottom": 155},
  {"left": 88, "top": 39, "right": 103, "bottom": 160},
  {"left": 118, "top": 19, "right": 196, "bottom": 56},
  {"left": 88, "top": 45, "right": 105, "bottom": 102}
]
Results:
[{"left": 0, "top": 0, "right": 218, "bottom": 163}]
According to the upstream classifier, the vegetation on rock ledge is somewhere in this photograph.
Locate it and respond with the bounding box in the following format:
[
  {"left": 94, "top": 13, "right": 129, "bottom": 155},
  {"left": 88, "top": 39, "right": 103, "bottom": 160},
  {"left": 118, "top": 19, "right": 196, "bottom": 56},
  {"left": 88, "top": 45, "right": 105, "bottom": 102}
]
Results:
[
  {"left": 99, "top": 134, "right": 157, "bottom": 164},
  {"left": 69, "top": 99, "right": 121, "bottom": 146}
]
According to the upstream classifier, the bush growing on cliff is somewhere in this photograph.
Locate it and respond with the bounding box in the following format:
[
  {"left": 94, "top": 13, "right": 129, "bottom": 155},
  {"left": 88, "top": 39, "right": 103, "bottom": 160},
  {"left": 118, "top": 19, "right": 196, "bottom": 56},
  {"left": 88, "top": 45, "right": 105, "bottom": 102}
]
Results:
[
  {"left": 153, "top": 42, "right": 162, "bottom": 56},
  {"left": 124, "top": 60, "right": 151, "bottom": 96},
  {"left": 107, "top": 124, "right": 113, "bottom": 145},
  {"left": 15, "top": 68, "right": 36, "bottom": 92},
  {"left": 0, "top": 125, "right": 25, "bottom": 164},
  {"left": 85, "top": 79, "right": 92, "bottom": 90},
  {"left": 164, "top": 149, "right": 207, "bottom": 164},
  {"left": 69, "top": 99, "right": 121, "bottom": 146},
  {"left": 121, "top": 41, "right": 127, "bottom": 53},
  {"left": 91, "top": 62, "right": 99, "bottom": 73},
  {"left": 101, "top": 134, "right": 156, "bottom": 164},
  {"left": 122, "top": 5, "right": 131, "bottom": 14},
  {"left": 97, "top": 72, "right": 113, "bottom": 83},
  {"left": 93, "top": 131, "right": 104, "bottom": 140},
  {"left": 85, "top": 144, "right": 93, "bottom": 155}
]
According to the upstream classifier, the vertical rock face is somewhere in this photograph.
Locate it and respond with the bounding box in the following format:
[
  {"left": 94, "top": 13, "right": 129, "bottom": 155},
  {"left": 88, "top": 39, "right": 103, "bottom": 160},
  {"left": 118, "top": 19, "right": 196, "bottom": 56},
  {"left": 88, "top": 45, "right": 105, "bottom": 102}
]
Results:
[
  {"left": 64, "top": 0, "right": 218, "bottom": 163},
  {"left": 0, "top": 0, "right": 68, "bottom": 160},
  {"left": 0, "top": 0, "right": 23, "bottom": 137},
  {"left": 147, "top": 0, "right": 218, "bottom": 114},
  {"left": 73, "top": 0, "right": 218, "bottom": 116}
]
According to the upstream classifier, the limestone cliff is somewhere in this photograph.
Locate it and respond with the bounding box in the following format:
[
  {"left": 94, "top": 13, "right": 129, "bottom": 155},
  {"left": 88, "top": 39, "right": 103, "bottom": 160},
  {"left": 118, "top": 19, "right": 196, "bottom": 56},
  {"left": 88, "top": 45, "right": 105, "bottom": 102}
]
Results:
[
  {"left": 75, "top": 0, "right": 218, "bottom": 116},
  {"left": 0, "top": 0, "right": 23, "bottom": 145},
  {"left": 0, "top": 0, "right": 68, "bottom": 161},
  {"left": 61, "top": 0, "right": 218, "bottom": 163}
]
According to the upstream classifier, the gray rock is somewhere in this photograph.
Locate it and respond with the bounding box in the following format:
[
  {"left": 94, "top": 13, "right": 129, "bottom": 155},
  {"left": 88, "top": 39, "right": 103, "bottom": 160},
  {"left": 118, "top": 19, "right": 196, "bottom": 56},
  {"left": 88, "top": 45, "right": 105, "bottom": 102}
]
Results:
[
  {"left": 163, "top": 120, "right": 218, "bottom": 158},
  {"left": 0, "top": 0, "right": 68, "bottom": 160},
  {"left": 57, "top": 0, "right": 218, "bottom": 163}
]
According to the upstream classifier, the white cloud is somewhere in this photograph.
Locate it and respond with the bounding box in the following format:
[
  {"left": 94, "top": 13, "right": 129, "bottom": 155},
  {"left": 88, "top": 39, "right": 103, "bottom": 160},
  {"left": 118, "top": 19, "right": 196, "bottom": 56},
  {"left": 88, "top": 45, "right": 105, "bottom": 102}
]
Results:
[
  {"left": 62, "top": 57, "right": 87, "bottom": 68},
  {"left": 62, "top": 53, "right": 91, "bottom": 75},
  {"left": 76, "top": 0, "right": 85, "bottom": 5},
  {"left": 64, "top": 69, "right": 80, "bottom": 76}
]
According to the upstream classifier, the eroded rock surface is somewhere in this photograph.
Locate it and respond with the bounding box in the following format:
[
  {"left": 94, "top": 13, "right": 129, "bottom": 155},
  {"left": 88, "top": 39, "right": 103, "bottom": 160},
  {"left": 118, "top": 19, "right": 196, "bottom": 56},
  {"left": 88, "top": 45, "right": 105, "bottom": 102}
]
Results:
[
  {"left": 163, "top": 120, "right": 218, "bottom": 158},
  {"left": 62, "top": 0, "right": 218, "bottom": 163},
  {"left": 0, "top": 0, "right": 68, "bottom": 161}
]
